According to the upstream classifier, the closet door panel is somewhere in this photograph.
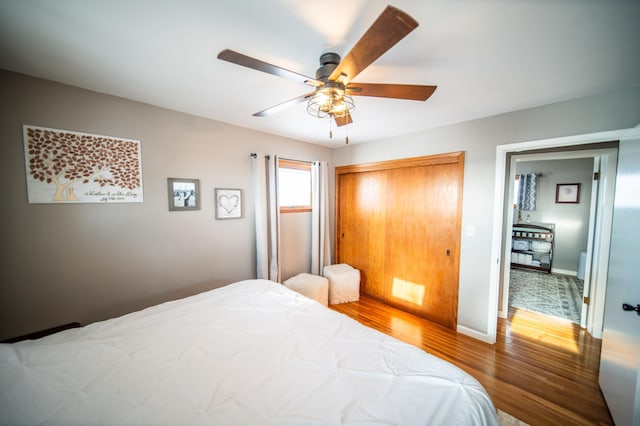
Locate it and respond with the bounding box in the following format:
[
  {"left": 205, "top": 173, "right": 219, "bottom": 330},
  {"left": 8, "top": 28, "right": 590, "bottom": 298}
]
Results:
[
  {"left": 337, "top": 171, "right": 386, "bottom": 300},
  {"left": 336, "top": 152, "right": 464, "bottom": 330},
  {"left": 383, "top": 163, "right": 460, "bottom": 328}
]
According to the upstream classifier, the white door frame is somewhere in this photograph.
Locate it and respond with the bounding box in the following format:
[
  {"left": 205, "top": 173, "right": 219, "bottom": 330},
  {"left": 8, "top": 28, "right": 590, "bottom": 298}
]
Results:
[
  {"left": 498, "top": 148, "right": 617, "bottom": 338},
  {"left": 487, "top": 126, "right": 637, "bottom": 342},
  {"left": 580, "top": 157, "right": 601, "bottom": 328}
]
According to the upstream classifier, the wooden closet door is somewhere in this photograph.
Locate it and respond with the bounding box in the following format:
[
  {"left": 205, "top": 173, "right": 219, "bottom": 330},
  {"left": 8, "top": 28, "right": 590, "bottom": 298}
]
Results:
[
  {"left": 337, "top": 171, "right": 387, "bottom": 300},
  {"left": 336, "top": 153, "right": 464, "bottom": 330},
  {"left": 382, "top": 162, "right": 461, "bottom": 328}
]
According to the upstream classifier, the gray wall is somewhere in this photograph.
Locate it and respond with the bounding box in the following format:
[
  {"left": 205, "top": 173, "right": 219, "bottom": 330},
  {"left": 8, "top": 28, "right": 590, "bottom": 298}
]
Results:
[
  {"left": 514, "top": 158, "right": 594, "bottom": 273},
  {"left": 333, "top": 86, "right": 640, "bottom": 336},
  {"left": 2, "top": 68, "right": 640, "bottom": 342},
  {"left": 280, "top": 212, "right": 312, "bottom": 281},
  {"left": 0, "top": 70, "right": 331, "bottom": 340}
]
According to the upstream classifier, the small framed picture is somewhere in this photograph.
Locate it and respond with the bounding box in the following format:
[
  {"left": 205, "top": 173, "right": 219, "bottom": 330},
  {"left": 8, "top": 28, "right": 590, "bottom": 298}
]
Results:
[
  {"left": 167, "top": 178, "right": 200, "bottom": 211},
  {"left": 556, "top": 183, "right": 580, "bottom": 204},
  {"left": 215, "top": 188, "right": 243, "bottom": 219}
]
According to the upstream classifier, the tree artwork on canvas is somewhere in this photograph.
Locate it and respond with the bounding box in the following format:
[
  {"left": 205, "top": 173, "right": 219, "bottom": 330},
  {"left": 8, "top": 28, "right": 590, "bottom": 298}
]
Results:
[{"left": 23, "top": 125, "right": 143, "bottom": 203}]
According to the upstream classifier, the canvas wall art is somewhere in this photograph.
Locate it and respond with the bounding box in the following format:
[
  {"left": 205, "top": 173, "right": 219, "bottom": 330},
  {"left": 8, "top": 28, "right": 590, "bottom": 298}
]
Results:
[{"left": 23, "top": 125, "right": 143, "bottom": 203}]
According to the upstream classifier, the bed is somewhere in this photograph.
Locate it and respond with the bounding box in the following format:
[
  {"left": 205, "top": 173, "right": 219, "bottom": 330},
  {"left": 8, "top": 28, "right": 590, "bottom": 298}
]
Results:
[{"left": 0, "top": 279, "right": 498, "bottom": 425}]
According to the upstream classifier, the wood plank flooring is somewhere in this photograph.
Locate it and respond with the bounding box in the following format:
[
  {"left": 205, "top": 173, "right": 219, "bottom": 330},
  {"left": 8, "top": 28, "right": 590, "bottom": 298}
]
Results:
[{"left": 331, "top": 296, "right": 613, "bottom": 426}]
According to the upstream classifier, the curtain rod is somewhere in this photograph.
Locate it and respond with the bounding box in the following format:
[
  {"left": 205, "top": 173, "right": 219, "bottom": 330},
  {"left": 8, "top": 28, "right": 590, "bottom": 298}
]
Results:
[
  {"left": 516, "top": 173, "right": 543, "bottom": 177},
  {"left": 250, "top": 153, "right": 314, "bottom": 164}
]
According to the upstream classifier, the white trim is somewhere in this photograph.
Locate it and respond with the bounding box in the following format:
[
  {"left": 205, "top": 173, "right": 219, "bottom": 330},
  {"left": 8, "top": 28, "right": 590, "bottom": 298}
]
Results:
[
  {"left": 580, "top": 157, "right": 601, "bottom": 328},
  {"left": 551, "top": 268, "right": 577, "bottom": 277},
  {"left": 498, "top": 156, "right": 518, "bottom": 318},
  {"left": 487, "top": 148, "right": 508, "bottom": 342},
  {"left": 489, "top": 127, "right": 635, "bottom": 343},
  {"left": 457, "top": 325, "right": 494, "bottom": 344},
  {"left": 586, "top": 151, "right": 618, "bottom": 338}
]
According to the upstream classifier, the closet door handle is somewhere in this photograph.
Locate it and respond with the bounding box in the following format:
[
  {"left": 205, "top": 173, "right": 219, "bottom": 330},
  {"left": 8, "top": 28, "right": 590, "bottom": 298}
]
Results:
[{"left": 622, "top": 303, "right": 640, "bottom": 315}]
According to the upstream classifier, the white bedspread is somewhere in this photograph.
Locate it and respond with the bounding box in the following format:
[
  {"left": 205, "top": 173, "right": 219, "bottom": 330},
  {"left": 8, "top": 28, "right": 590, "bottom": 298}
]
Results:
[{"left": 0, "top": 279, "right": 497, "bottom": 425}]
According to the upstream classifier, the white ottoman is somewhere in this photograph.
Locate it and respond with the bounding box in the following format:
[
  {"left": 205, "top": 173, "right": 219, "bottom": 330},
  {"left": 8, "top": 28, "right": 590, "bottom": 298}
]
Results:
[
  {"left": 323, "top": 263, "right": 360, "bottom": 304},
  {"left": 283, "top": 273, "right": 329, "bottom": 306}
]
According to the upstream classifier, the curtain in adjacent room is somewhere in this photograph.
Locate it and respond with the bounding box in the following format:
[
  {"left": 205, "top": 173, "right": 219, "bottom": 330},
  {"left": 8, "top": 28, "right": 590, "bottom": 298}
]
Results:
[
  {"left": 517, "top": 173, "right": 537, "bottom": 211},
  {"left": 251, "top": 153, "right": 281, "bottom": 282},
  {"left": 311, "top": 161, "right": 331, "bottom": 275}
]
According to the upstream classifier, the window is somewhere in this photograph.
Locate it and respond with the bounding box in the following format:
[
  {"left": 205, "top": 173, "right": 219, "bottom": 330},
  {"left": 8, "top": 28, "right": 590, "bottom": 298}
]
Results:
[{"left": 279, "top": 159, "right": 311, "bottom": 213}]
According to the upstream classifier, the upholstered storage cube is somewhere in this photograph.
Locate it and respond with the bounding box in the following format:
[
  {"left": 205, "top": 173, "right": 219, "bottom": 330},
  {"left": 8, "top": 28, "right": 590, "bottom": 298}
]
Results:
[
  {"left": 283, "top": 273, "right": 329, "bottom": 306},
  {"left": 323, "top": 263, "right": 360, "bottom": 305}
]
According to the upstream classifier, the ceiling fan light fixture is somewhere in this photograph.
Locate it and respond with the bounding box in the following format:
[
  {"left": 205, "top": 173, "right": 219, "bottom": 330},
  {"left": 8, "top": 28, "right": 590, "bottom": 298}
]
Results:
[
  {"left": 306, "top": 85, "right": 355, "bottom": 119},
  {"left": 218, "top": 6, "right": 434, "bottom": 136}
]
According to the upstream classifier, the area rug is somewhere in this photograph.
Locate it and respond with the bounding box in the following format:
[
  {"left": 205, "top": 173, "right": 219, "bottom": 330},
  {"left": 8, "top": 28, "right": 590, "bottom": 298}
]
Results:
[
  {"left": 498, "top": 409, "right": 528, "bottom": 425},
  {"left": 508, "top": 268, "right": 583, "bottom": 323}
]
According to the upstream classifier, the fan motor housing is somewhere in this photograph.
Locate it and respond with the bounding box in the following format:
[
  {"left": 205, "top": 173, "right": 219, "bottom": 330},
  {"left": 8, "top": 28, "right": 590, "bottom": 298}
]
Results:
[{"left": 315, "top": 52, "right": 341, "bottom": 80}]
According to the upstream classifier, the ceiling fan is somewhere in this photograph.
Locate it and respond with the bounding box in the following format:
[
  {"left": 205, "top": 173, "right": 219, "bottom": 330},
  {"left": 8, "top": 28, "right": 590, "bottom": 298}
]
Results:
[{"left": 217, "top": 5, "right": 436, "bottom": 140}]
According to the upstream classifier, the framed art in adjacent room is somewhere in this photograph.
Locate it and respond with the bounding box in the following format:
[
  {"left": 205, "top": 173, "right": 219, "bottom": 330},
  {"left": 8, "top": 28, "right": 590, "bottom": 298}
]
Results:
[
  {"left": 555, "top": 183, "right": 580, "bottom": 204},
  {"left": 215, "top": 188, "right": 243, "bottom": 219},
  {"left": 167, "top": 178, "right": 200, "bottom": 211}
]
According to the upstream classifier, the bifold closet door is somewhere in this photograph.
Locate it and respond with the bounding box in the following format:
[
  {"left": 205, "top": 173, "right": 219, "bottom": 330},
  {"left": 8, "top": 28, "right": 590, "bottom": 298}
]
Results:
[{"left": 336, "top": 152, "right": 464, "bottom": 329}]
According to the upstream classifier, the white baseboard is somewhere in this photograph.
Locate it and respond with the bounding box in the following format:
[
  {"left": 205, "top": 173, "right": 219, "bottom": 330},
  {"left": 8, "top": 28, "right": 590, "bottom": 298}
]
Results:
[
  {"left": 551, "top": 268, "right": 577, "bottom": 276},
  {"left": 457, "top": 325, "right": 496, "bottom": 344}
]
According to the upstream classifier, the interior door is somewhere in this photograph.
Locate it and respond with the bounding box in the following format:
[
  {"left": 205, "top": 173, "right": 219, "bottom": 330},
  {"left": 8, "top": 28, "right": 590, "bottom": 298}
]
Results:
[
  {"left": 599, "top": 140, "right": 640, "bottom": 425},
  {"left": 336, "top": 153, "right": 464, "bottom": 329}
]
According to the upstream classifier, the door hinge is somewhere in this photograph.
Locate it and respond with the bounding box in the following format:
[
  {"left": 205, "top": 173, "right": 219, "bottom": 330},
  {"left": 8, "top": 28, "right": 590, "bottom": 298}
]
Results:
[
  {"left": 584, "top": 296, "right": 590, "bottom": 305},
  {"left": 593, "top": 172, "right": 600, "bottom": 181}
]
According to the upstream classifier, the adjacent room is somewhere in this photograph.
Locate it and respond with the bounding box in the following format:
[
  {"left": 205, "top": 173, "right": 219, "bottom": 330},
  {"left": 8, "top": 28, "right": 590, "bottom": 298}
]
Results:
[
  {"left": 1, "top": 1, "right": 639, "bottom": 425},
  {"left": 508, "top": 156, "right": 596, "bottom": 324}
]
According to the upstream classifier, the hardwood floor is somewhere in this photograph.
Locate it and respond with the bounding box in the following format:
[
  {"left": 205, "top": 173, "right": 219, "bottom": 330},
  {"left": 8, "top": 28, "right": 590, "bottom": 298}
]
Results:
[{"left": 331, "top": 296, "right": 613, "bottom": 426}]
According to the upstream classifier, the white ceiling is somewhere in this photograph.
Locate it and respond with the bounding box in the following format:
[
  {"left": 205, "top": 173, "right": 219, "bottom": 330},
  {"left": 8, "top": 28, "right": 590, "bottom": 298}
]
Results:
[{"left": 1, "top": 0, "right": 639, "bottom": 148}]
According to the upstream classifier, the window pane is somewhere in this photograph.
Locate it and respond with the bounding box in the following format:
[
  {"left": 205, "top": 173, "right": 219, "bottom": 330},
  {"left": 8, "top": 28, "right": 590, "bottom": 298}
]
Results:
[{"left": 279, "top": 167, "right": 311, "bottom": 208}]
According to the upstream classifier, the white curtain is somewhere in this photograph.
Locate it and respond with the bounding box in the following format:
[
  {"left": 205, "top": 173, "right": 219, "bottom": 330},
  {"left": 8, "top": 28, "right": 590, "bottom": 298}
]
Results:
[
  {"left": 251, "top": 153, "right": 281, "bottom": 282},
  {"left": 311, "top": 161, "right": 331, "bottom": 275}
]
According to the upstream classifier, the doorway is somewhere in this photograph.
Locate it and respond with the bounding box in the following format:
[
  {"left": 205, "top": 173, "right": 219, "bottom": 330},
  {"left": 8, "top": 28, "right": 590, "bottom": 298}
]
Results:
[
  {"left": 495, "top": 143, "right": 618, "bottom": 340},
  {"left": 507, "top": 157, "right": 594, "bottom": 324}
]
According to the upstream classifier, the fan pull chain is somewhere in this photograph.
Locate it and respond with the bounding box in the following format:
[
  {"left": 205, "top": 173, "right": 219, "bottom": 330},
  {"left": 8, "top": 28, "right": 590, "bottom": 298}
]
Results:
[
  {"left": 345, "top": 125, "right": 349, "bottom": 144},
  {"left": 329, "top": 118, "right": 333, "bottom": 139}
]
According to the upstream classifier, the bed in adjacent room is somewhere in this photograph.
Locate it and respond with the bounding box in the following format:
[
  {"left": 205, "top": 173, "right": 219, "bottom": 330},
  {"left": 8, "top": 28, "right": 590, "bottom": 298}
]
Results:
[{"left": 0, "top": 279, "right": 498, "bottom": 425}]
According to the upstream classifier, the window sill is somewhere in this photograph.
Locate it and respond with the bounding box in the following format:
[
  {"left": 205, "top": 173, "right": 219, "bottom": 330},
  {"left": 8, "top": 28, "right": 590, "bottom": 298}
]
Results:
[{"left": 281, "top": 207, "right": 312, "bottom": 213}]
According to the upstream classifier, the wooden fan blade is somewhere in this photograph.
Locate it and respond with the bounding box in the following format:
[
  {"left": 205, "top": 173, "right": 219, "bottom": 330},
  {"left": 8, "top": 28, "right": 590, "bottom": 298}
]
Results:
[
  {"left": 329, "top": 6, "right": 418, "bottom": 84},
  {"left": 347, "top": 83, "right": 437, "bottom": 101},
  {"left": 253, "top": 92, "right": 316, "bottom": 117},
  {"left": 217, "top": 49, "right": 322, "bottom": 87},
  {"left": 334, "top": 113, "right": 353, "bottom": 127}
]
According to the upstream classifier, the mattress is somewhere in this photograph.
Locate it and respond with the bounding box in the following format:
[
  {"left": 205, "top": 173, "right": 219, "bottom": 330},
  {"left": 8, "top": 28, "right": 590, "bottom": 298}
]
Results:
[{"left": 0, "top": 279, "right": 498, "bottom": 425}]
